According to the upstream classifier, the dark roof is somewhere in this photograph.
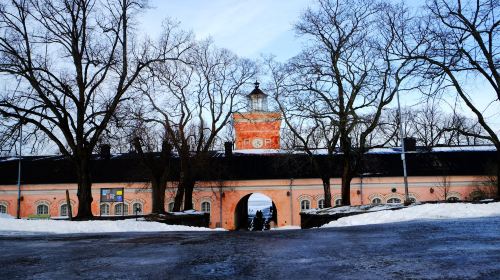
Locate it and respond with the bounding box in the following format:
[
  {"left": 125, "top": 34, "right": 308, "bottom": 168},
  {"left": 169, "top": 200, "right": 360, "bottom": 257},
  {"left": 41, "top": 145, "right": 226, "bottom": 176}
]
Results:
[
  {"left": 247, "top": 81, "right": 267, "bottom": 97},
  {"left": 0, "top": 147, "right": 497, "bottom": 185}
]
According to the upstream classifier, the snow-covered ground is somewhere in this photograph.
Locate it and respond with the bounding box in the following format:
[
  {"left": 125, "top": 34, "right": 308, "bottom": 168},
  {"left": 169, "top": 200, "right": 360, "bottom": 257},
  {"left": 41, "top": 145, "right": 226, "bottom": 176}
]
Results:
[
  {"left": 0, "top": 214, "right": 224, "bottom": 235},
  {"left": 322, "top": 202, "right": 500, "bottom": 228}
]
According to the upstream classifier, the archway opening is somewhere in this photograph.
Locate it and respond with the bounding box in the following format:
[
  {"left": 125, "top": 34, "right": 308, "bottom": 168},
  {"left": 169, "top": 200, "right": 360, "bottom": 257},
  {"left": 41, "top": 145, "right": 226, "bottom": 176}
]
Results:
[{"left": 234, "top": 193, "right": 277, "bottom": 230}]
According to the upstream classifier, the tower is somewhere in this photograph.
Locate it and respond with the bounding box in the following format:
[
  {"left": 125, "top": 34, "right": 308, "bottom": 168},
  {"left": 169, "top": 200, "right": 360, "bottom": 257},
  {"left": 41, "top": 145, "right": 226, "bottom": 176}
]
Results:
[{"left": 233, "top": 82, "right": 282, "bottom": 150}]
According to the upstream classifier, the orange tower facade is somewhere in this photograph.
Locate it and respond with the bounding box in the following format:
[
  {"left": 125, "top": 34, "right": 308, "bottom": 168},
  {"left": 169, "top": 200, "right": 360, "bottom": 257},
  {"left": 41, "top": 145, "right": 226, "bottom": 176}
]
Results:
[{"left": 233, "top": 82, "right": 282, "bottom": 150}]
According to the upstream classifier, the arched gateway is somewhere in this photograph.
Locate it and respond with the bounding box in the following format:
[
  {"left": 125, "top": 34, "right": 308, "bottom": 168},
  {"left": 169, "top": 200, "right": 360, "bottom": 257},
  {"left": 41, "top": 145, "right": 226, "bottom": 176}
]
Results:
[{"left": 234, "top": 193, "right": 278, "bottom": 230}]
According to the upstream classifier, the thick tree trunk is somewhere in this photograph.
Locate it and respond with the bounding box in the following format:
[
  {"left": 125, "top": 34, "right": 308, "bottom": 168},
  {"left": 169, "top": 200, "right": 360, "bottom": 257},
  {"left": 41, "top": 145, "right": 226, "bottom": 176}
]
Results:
[
  {"left": 151, "top": 178, "right": 166, "bottom": 214},
  {"left": 341, "top": 155, "right": 352, "bottom": 206},
  {"left": 496, "top": 149, "right": 500, "bottom": 199},
  {"left": 321, "top": 177, "right": 332, "bottom": 208},
  {"left": 75, "top": 157, "right": 94, "bottom": 219},
  {"left": 173, "top": 181, "right": 184, "bottom": 212},
  {"left": 183, "top": 179, "right": 195, "bottom": 210}
]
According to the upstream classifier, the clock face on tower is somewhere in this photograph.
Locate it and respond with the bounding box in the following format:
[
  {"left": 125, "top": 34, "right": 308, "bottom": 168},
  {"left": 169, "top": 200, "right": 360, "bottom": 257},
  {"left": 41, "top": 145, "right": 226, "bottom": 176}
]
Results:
[{"left": 251, "top": 138, "right": 264, "bottom": 148}]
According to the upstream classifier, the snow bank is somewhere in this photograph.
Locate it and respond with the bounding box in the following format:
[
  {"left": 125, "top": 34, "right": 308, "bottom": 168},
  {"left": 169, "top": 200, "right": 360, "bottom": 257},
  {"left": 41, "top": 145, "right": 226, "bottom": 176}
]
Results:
[
  {"left": 322, "top": 202, "right": 500, "bottom": 228},
  {"left": 271, "top": 225, "right": 301, "bottom": 230},
  {"left": 0, "top": 216, "right": 224, "bottom": 234},
  {"left": 302, "top": 204, "right": 403, "bottom": 215}
]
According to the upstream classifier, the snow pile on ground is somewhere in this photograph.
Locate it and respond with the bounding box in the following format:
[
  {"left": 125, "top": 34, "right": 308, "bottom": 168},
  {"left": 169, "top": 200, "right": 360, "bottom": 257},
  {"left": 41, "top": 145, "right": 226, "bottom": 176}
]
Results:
[
  {"left": 322, "top": 202, "right": 500, "bottom": 228},
  {"left": 270, "top": 225, "right": 301, "bottom": 230},
  {"left": 0, "top": 216, "right": 224, "bottom": 234},
  {"left": 302, "top": 203, "right": 404, "bottom": 215}
]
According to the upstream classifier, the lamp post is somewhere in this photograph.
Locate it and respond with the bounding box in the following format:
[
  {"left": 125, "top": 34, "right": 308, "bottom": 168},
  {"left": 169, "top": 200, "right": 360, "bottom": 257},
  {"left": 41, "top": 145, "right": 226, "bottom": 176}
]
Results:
[
  {"left": 16, "top": 120, "right": 23, "bottom": 219},
  {"left": 396, "top": 90, "right": 410, "bottom": 205}
]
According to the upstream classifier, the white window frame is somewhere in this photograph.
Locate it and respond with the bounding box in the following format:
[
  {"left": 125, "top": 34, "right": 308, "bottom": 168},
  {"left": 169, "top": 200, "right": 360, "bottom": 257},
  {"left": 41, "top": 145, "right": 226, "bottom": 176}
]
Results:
[
  {"left": 300, "top": 199, "right": 311, "bottom": 211},
  {"left": 36, "top": 203, "right": 49, "bottom": 215},
  {"left": 372, "top": 197, "right": 382, "bottom": 204},
  {"left": 387, "top": 197, "right": 402, "bottom": 204},
  {"left": 100, "top": 203, "right": 110, "bottom": 216},
  {"left": 60, "top": 203, "right": 68, "bottom": 217},
  {"left": 318, "top": 199, "right": 325, "bottom": 209},
  {"left": 114, "top": 203, "right": 129, "bottom": 216},
  {"left": 201, "top": 201, "right": 211, "bottom": 213},
  {"left": 335, "top": 198, "right": 342, "bottom": 206},
  {"left": 132, "top": 202, "right": 143, "bottom": 214},
  {"left": 0, "top": 203, "right": 7, "bottom": 214}
]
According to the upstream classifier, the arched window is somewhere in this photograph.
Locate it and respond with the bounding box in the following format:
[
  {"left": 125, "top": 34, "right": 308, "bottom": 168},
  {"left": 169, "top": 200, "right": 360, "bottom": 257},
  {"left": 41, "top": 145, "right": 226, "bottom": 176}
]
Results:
[
  {"left": 201, "top": 201, "right": 211, "bottom": 213},
  {"left": 114, "top": 203, "right": 128, "bottom": 215},
  {"left": 168, "top": 202, "right": 175, "bottom": 212},
  {"left": 0, "top": 204, "right": 7, "bottom": 214},
  {"left": 335, "top": 199, "right": 342, "bottom": 206},
  {"left": 447, "top": 196, "right": 459, "bottom": 202},
  {"left": 60, "top": 204, "right": 68, "bottom": 217},
  {"left": 37, "top": 204, "right": 49, "bottom": 215},
  {"left": 372, "top": 198, "right": 382, "bottom": 205},
  {"left": 100, "top": 203, "right": 110, "bottom": 216},
  {"left": 409, "top": 197, "right": 417, "bottom": 203},
  {"left": 300, "top": 199, "right": 310, "bottom": 210},
  {"left": 132, "top": 202, "right": 143, "bottom": 214},
  {"left": 318, "top": 199, "right": 325, "bottom": 209},
  {"left": 387, "top": 198, "right": 401, "bottom": 204}
]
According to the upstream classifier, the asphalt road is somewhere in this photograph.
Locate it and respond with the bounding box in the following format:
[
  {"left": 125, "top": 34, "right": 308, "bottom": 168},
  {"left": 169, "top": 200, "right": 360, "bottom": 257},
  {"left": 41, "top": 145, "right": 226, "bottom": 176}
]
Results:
[{"left": 1, "top": 217, "right": 500, "bottom": 280}]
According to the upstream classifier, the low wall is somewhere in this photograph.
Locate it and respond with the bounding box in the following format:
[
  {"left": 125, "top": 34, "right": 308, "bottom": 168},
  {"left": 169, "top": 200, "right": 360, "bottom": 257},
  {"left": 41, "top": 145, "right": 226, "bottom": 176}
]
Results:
[{"left": 145, "top": 213, "right": 210, "bottom": 228}]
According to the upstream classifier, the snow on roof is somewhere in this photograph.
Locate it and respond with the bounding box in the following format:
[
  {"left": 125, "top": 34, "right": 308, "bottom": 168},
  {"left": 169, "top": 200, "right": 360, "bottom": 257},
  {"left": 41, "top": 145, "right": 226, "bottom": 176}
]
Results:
[
  {"left": 232, "top": 145, "right": 496, "bottom": 155},
  {"left": 431, "top": 146, "right": 497, "bottom": 152},
  {"left": 0, "top": 157, "right": 19, "bottom": 162}
]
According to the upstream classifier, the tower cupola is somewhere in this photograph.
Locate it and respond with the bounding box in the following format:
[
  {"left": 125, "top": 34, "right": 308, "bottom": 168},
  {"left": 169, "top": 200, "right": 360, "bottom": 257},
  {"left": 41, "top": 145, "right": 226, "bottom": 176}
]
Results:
[{"left": 247, "top": 81, "right": 268, "bottom": 112}]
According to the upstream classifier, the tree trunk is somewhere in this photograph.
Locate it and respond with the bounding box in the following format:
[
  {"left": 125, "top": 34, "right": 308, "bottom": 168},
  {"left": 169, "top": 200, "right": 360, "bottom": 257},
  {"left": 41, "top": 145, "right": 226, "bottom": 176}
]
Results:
[
  {"left": 151, "top": 178, "right": 166, "bottom": 214},
  {"left": 341, "top": 154, "right": 352, "bottom": 206},
  {"left": 496, "top": 149, "right": 500, "bottom": 199},
  {"left": 183, "top": 179, "right": 195, "bottom": 210},
  {"left": 321, "top": 177, "right": 332, "bottom": 208},
  {"left": 75, "top": 157, "right": 94, "bottom": 219},
  {"left": 173, "top": 181, "right": 184, "bottom": 212}
]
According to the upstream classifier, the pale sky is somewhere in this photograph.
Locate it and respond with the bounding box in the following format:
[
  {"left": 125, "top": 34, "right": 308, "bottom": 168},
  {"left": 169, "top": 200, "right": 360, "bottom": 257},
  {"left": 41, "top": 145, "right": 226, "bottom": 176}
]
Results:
[
  {"left": 138, "top": 0, "right": 499, "bottom": 132},
  {"left": 139, "top": 0, "right": 313, "bottom": 61}
]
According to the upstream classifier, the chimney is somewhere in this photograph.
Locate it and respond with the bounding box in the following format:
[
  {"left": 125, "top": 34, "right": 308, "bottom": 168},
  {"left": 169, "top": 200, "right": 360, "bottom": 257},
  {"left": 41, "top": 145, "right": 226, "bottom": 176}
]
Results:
[
  {"left": 224, "top": 141, "right": 233, "bottom": 157},
  {"left": 403, "top": 137, "right": 416, "bottom": 152},
  {"left": 100, "top": 144, "right": 111, "bottom": 160}
]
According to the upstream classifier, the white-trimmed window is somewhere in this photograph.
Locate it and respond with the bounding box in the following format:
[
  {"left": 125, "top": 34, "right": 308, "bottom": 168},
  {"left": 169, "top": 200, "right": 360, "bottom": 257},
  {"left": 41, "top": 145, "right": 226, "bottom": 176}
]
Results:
[
  {"left": 335, "top": 199, "right": 342, "bottom": 206},
  {"left": 372, "top": 198, "right": 382, "bottom": 204},
  {"left": 132, "top": 202, "right": 143, "bottom": 214},
  {"left": 0, "top": 204, "right": 7, "bottom": 214},
  {"left": 100, "top": 203, "right": 110, "bottom": 216},
  {"left": 60, "top": 204, "right": 68, "bottom": 217},
  {"left": 114, "top": 203, "right": 128, "bottom": 215},
  {"left": 37, "top": 204, "right": 49, "bottom": 215},
  {"left": 168, "top": 202, "right": 175, "bottom": 212},
  {"left": 300, "top": 199, "right": 310, "bottom": 210},
  {"left": 387, "top": 198, "right": 402, "bottom": 204},
  {"left": 201, "top": 201, "right": 211, "bottom": 213},
  {"left": 318, "top": 199, "right": 325, "bottom": 209},
  {"left": 447, "top": 196, "right": 459, "bottom": 202}
]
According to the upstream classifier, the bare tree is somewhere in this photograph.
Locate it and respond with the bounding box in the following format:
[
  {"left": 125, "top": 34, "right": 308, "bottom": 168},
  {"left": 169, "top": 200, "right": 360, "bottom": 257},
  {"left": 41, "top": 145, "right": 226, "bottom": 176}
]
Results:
[
  {"left": 0, "top": 0, "right": 191, "bottom": 218},
  {"left": 268, "top": 0, "right": 419, "bottom": 205},
  {"left": 434, "top": 176, "right": 452, "bottom": 201},
  {"left": 401, "top": 0, "right": 500, "bottom": 197},
  {"left": 135, "top": 40, "right": 257, "bottom": 211}
]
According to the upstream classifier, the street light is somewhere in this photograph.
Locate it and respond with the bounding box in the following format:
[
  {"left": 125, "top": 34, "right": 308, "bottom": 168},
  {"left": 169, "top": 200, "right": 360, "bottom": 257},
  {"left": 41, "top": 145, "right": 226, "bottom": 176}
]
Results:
[
  {"left": 16, "top": 119, "right": 25, "bottom": 219},
  {"left": 396, "top": 90, "right": 410, "bottom": 205}
]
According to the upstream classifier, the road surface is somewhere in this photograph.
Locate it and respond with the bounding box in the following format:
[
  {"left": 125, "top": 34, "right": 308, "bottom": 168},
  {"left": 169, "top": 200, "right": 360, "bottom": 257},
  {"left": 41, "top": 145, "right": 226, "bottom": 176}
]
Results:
[{"left": 1, "top": 217, "right": 500, "bottom": 279}]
